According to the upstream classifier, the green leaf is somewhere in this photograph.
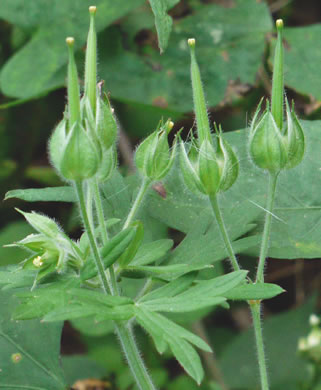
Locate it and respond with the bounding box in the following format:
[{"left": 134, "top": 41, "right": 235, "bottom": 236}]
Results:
[
  {"left": 148, "top": 0, "right": 173, "bottom": 53},
  {"left": 141, "top": 271, "right": 246, "bottom": 312},
  {"left": 67, "top": 287, "right": 133, "bottom": 307},
  {"left": 5, "top": 186, "right": 76, "bottom": 202},
  {"left": 0, "top": 267, "right": 36, "bottom": 290},
  {"left": 169, "top": 337, "right": 204, "bottom": 385},
  {"left": 140, "top": 272, "right": 196, "bottom": 302},
  {"left": 81, "top": 227, "right": 135, "bottom": 280},
  {"left": 0, "top": 290, "right": 66, "bottom": 389},
  {"left": 15, "top": 284, "right": 134, "bottom": 322},
  {"left": 14, "top": 281, "right": 79, "bottom": 320},
  {"left": 16, "top": 209, "right": 62, "bottom": 239},
  {"left": 131, "top": 238, "right": 173, "bottom": 266},
  {"left": 118, "top": 221, "right": 144, "bottom": 267},
  {"left": 149, "top": 196, "right": 260, "bottom": 266},
  {"left": 220, "top": 298, "right": 315, "bottom": 388},
  {"left": 99, "top": 0, "right": 272, "bottom": 112},
  {"left": 123, "top": 263, "right": 211, "bottom": 281},
  {"left": 135, "top": 306, "right": 211, "bottom": 352},
  {"left": 43, "top": 303, "right": 134, "bottom": 322},
  {"left": 0, "top": 0, "right": 146, "bottom": 100},
  {"left": 135, "top": 306, "right": 209, "bottom": 383},
  {"left": 224, "top": 283, "right": 285, "bottom": 300},
  {"left": 270, "top": 24, "right": 321, "bottom": 102},
  {"left": 142, "top": 295, "right": 226, "bottom": 313}
]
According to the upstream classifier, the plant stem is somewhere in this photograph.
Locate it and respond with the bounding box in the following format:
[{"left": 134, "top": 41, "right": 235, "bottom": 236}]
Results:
[
  {"left": 92, "top": 178, "right": 109, "bottom": 244},
  {"left": 91, "top": 178, "right": 118, "bottom": 295},
  {"left": 116, "top": 323, "right": 157, "bottom": 390},
  {"left": 209, "top": 193, "right": 240, "bottom": 272},
  {"left": 250, "top": 302, "right": 269, "bottom": 390},
  {"left": 76, "top": 180, "right": 156, "bottom": 390},
  {"left": 256, "top": 173, "right": 278, "bottom": 283},
  {"left": 209, "top": 192, "right": 270, "bottom": 390},
  {"left": 74, "top": 180, "right": 110, "bottom": 295},
  {"left": 123, "top": 178, "right": 151, "bottom": 229}
]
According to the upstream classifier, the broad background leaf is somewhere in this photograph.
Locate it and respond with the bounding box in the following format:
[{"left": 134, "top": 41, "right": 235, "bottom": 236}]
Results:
[
  {"left": 0, "top": 0, "right": 145, "bottom": 99},
  {"left": 219, "top": 298, "right": 314, "bottom": 388},
  {"left": 0, "top": 0, "right": 272, "bottom": 113},
  {"left": 99, "top": 0, "right": 272, "bottom": 112},
  {"left": 148, "top": 120, "right": 321, "bottom": 260},
  {"left": 0, "top": 290, "right": 66, "bottom": 389}
]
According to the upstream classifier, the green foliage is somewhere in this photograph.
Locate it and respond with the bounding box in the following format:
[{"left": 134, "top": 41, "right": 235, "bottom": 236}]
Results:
[
  {"left": 220, "top": 299, "right": 315, "bottom": 388},
  {"left": 148, "top": 120, "right": 321, "bottom": 259},
  {"left": 5, "top": 186, "right": 76, "bottom": 202},
  {"left": 148, "top": 0, "right": 173, "bottom": 53},
  {"left": 99, "top": 0, "right": 273, "bottom": 111},
  {"left": 1, "top": 3, "right": 320, "bottom": 390},
  {"left": 0, "top": 0, "right": 145, "bottom": 99},
  {"left": 0, "top": 290, "right": 66, "bottom": 389}
]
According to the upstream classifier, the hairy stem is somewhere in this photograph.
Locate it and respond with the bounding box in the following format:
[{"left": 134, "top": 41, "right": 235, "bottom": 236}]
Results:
[
  {"left": 74, "top": 180, "right": 110, "bottom": 294},
  {"left": 256, "top": 173, "right": 278, "bottom": 283},
  {"left": 76, "top": 179, "right": 156, "bottom": 390},
  {"left": 250, "top": 302, "right": 269, "bottom": 390},
  {"left": 123, "top": 178, "right": 151, "bottom": 229},
  {"left": 209, "top": 193, "right": 241, "bottom": 271},
  {"left": 91, "top": 178, "right": 118, "bottom": 295},
  {"left": 116, "top": 323, "right": 157, "bottom": 390}
]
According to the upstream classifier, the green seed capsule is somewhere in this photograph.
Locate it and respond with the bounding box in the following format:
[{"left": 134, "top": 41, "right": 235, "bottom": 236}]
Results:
[
  {"left": 135, "top": 120, "right": 177, "bottom": 181},
  {"left": 60, "top": 122, "right": 99, "bottom": 181},
  {"left": 249, "top": 19, "right": 305, "bottom": 173},
  {"left": 180, "top": 130, "right": 239, "bottom": 196},
  {"left": 198, "top": 139, "right": 221, "bottom": 195},
  {"left": 249, "top": 102, "right": 287, "bottom": 172}
]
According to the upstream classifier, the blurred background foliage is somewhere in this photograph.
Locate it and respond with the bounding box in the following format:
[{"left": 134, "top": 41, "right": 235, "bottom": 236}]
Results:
[{"left": 0, "top": 0, "right": 320, "bottom": 389}]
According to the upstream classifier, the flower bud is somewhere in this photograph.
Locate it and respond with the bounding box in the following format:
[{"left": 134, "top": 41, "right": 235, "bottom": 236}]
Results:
[
  {"left": 135, "top": 120, "right": 177, "bottom": 181},
  {"left": 10, "top": 211, "right": 83, "bottom": 277}
]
